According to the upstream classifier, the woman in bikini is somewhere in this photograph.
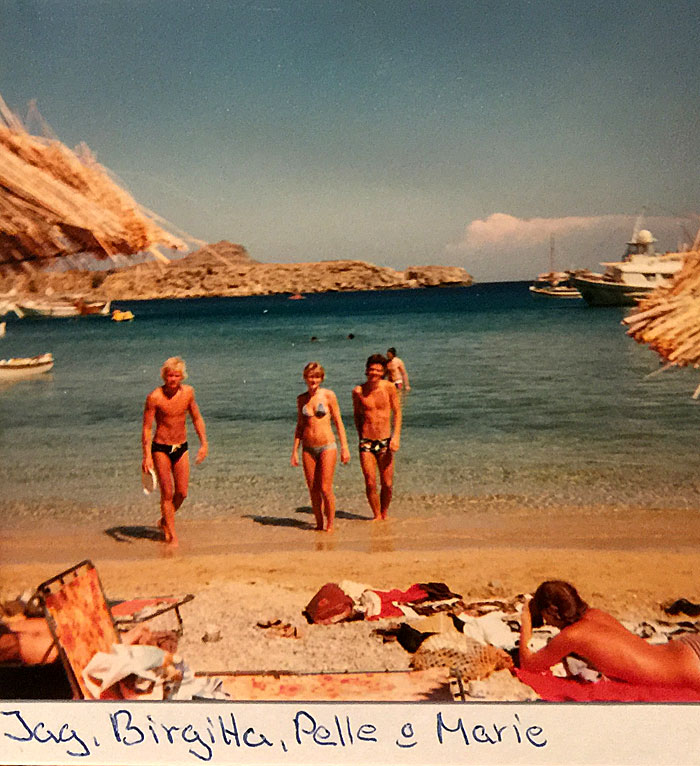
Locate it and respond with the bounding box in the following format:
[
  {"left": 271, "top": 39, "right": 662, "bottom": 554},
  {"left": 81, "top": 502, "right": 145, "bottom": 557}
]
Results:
[
  {"left": 520, "top": 580, "right": 700, "bottom": 692},
  {"left": 291, "top": 362, "right": 350, "bottom": 532}
]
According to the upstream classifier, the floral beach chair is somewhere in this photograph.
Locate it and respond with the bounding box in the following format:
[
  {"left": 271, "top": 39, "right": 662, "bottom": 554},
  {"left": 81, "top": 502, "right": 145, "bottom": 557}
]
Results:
[{"left": 36, "top": 559, "right": 193, "bottom": 699}]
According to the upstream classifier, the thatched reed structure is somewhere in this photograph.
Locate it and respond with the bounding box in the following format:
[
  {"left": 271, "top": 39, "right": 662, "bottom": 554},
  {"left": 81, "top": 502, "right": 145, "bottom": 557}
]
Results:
[
  {"left": 0, "top": 95, "right": 186, "bottom": 273},
  {"left": 623, "top": 226, "right": 700, "bottom": 377}
]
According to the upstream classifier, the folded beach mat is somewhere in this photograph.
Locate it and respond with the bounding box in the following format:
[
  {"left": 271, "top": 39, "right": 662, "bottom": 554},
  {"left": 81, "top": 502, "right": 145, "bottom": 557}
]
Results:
[
  {"left": 209, "top": 668, "right": 452, "bottom": 701},
  {"left": 516, "top": 669, "right": 700, "bottom": 702}
]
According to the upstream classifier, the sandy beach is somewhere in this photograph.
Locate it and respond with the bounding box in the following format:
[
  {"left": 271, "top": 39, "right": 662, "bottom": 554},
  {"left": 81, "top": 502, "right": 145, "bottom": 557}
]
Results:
[{"left": 3, "top": 501, "right": 700, "bottom": 680}]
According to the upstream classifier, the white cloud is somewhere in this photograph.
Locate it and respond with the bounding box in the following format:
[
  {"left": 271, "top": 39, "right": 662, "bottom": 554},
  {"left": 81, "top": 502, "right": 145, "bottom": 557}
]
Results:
[
  {"left": 459, "top": 213, "right": 622, "bottom": 247},
  {"left": 447, "top": 212, "right": 694, "bottom": 282}
]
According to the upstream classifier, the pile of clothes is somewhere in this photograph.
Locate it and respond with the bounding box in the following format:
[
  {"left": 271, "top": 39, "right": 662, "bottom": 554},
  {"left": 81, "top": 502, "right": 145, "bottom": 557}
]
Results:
[{"left": 302, "top": 580, "right": 464, "bottom": 625}]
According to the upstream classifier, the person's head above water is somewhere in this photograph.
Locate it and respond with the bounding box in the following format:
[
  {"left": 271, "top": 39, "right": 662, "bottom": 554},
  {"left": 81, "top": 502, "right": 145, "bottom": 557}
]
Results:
[
  {"left": 529, "top": 580, "right": 589, "bottom": 629},
  {"left": 386, "top": 347, "right": 397, "bottom": 359},
  {"left": 303, "top": 361, "right": 325, "bottom": 382},
  {"left": 365, "top": 353, "right": 388, "bottom": 373},
  {"left": 161, "top": 356, "right": 187, "bottom": 381}
]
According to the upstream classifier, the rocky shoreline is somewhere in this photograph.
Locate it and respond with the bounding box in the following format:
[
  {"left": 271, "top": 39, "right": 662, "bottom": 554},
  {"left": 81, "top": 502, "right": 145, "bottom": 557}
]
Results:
[{"left": 0, "top": 241, "right": 473, "bottom": 301}]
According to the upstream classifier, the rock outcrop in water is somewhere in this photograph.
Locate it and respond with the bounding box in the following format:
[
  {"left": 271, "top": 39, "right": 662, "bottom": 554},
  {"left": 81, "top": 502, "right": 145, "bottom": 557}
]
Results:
[{"left": 0, "top": 241, "right": 473, "bottom": 300}]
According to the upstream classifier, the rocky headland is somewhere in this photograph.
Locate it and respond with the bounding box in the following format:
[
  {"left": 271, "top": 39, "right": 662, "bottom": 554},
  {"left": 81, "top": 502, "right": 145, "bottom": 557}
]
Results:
[{"left": 0, "top": 241, "right": 473, "bottom": 300}]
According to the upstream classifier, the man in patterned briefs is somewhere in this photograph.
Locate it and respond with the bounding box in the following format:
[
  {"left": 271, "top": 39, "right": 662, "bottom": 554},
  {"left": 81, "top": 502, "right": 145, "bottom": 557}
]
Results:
[{"left": 352, "top": 354, "right": 402, "bottom": 520}]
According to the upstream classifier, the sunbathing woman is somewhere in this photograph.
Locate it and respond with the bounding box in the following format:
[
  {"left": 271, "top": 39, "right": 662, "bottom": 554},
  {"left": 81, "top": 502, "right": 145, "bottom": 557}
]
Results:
[
  {"left": 291, "top": 362, "right": 350, "bottom": 532},
  {"left": 520, "top": 580, "right": 700, "bottom": 692}
]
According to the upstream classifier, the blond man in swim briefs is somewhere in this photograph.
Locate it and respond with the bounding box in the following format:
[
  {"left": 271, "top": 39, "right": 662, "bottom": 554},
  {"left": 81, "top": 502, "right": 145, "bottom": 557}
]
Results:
[
  {"left": 352, "top": 354, "right": 402, "bottom": 520},
  {"left": 142, "top": 357, "right": 208, "bottom": 546},
  {"left": 520, "top": 580, "right": 700, "bottom": 692}
]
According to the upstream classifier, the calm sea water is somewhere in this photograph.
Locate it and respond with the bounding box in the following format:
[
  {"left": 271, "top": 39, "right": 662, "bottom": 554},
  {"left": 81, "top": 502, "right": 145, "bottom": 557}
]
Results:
[{"left": 2, "top": 283, "right": 700, "bottom": 527}]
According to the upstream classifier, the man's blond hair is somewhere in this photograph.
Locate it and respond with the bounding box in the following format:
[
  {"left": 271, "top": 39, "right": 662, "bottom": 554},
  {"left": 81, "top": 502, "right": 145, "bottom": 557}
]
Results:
[{"left": 161, "top": 356, "right": 187, "bottom": 380}]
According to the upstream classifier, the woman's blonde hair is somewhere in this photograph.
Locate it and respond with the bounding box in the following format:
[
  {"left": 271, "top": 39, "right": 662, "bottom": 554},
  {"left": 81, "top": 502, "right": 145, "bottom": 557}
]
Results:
[
  {"left": 161, "top": 356, "right": 187, "bottom": 380},
  {"left": 303, "top": 361, "right": 325, "bottom": 380}
]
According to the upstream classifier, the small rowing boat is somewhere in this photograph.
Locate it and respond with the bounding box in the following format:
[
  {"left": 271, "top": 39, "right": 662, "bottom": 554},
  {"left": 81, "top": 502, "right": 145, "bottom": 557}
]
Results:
[
  {"left": 0, "top": 352, "right": 54, "bottom": 379},
  {"left": 16, "top": 298, "right": 111, "bottom": 318}
]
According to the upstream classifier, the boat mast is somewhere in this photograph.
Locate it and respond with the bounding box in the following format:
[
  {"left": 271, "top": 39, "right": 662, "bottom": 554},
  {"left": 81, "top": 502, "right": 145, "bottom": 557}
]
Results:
[
  {"left": 631, "top": 207, "right": 646, "bottom": 242},
  {"left": 549, "top": 234, "right": 555, "bottom": 272},
  {"left": 624, "top": 207, "right": 647, "bottom": 261}
]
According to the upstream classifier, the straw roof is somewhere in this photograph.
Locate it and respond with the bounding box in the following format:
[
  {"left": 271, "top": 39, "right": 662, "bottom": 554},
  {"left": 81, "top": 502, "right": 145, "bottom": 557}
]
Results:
[
  {"left": 0, "top": 95, "right": 186, "bottom": 272},
  {"left": 623, "top": 228, "right": 700, "bottom": 370}
]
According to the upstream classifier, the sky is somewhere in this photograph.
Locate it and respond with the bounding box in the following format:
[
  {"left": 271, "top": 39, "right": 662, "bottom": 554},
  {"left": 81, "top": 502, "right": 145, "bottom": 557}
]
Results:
[{"left": 2, "top": 0, "right": 699, "bottom": 281}]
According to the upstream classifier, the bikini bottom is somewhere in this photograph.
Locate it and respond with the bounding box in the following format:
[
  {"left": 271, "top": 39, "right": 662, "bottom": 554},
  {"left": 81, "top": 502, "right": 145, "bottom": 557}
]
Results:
[
  {"left": 302, "top": 442, "right": 337, "bottom": 458},
  {"left": 675, "top": 632, "right": 700, "bottom": 662}
]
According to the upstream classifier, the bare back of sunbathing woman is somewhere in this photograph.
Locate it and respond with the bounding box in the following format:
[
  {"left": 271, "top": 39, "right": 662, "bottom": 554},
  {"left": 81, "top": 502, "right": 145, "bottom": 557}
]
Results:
[{"left": 519, "top": 580, "right": 700, "bottom": 692}]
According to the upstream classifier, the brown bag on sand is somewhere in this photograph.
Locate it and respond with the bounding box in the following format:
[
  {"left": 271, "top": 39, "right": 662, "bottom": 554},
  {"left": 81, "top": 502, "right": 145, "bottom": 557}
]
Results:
[{"left": 303, "top": 583, "right": 354, "bottom": 625}]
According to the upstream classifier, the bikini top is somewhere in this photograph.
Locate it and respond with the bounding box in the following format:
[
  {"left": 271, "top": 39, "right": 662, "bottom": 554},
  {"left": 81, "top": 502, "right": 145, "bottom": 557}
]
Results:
[{"left": 302, "top": 400, "right": 328, "bottom": 418}]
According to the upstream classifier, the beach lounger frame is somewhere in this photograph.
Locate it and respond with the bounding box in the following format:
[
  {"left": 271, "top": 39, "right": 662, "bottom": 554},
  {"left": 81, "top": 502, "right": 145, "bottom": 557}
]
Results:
[
  {"left": 36, "top": 559, "right": 193, "bottom": 699},
  {"left": 109, "top": 593, "right": 195, "bottom": 636},
  {"left": 36, "top": 560, "right": 121, "bottom": 698}
]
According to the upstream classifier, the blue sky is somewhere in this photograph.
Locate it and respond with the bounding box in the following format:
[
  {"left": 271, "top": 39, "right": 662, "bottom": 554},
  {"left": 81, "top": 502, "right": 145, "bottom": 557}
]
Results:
[{"left": 2, "top": 0, "right": 699, "bottom": 280}]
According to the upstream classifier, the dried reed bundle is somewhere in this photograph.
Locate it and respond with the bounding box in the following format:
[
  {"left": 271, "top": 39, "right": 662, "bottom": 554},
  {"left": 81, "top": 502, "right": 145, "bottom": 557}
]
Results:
[
  {"left": 623, "top": 248, "right": 700, "bottom": 369},
  {"left": 0, "top": 97, "right": 186, "bottom": 272}
]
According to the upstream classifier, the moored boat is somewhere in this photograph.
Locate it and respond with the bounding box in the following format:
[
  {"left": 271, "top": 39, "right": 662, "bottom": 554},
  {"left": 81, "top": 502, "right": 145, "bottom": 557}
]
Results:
[
  {"left": 0, "top": 352, "right": 54, "bottom": 378},
  {"left": 112, "top": 309, "right": 135, "bottom": 322},
  {"left": 529, "top": 236, "right": 582, "bottom": 299},
  {"left": 529, "top": 271, "right": 582, "bottom": 299},
  {"left": 15, "top": 298, "right": 111, "bottom": 318},
  {"left": 572, "top": 228, "right": 684, "bottom": 307}
]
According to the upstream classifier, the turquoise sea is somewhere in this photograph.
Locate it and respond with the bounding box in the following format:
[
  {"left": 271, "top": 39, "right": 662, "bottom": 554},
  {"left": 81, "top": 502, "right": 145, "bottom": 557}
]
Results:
[{"left": 2, "top": 283, "right": 700, "bottom": 530}]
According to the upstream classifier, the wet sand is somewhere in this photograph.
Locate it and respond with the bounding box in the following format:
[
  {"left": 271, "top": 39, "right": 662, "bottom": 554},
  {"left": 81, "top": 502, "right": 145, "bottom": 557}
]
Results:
[{"left": 3, "top": 501, "right": 700, "bottom": 624}]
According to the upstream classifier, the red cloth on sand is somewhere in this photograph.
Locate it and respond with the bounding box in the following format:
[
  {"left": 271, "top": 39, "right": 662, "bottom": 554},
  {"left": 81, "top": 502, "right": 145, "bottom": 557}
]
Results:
[
  {"left": 516, "top": 669, "right": 700, "bottom": 702},
  {"left": 367, "top": 584, "right": 429, "bottom": 620}
]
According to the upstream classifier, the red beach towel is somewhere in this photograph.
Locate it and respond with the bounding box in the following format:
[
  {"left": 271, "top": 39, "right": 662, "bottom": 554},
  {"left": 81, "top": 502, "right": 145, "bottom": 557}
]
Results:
[
  {"left": 516, "top": 669, "right": 700, "bottom": 702},
  {"left": 367, "top": 584, "right": 429, "bottom": 620}
]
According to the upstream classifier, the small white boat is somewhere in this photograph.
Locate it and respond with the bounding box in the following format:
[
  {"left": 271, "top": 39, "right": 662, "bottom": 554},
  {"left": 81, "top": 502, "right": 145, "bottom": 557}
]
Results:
[
  {"left": 529, "top": 271, "right": 582, "bottom": 299},
  {"left": 0, "top": 352, "right": 54, "bottom": 378},
  {"left": 0, "top": 300, "right": 22, "bottom": 318},
  {"left": 529, "top": 236, "right": 582, "bottom": 299},
  {"left": 15, "top": 298, "right": 111, "bottom": 318}
]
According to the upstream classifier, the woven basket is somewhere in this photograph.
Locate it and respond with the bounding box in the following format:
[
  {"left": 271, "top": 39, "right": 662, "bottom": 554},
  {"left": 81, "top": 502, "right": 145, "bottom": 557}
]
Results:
[{"left": 411, "top": 633, "right": 513, "bottom": 680}]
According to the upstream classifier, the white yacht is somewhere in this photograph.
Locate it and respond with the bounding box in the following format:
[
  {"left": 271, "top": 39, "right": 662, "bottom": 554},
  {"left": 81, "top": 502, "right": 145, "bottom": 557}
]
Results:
[{"left": 572, "top": 229, "right": 683, "bottom": 306}]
